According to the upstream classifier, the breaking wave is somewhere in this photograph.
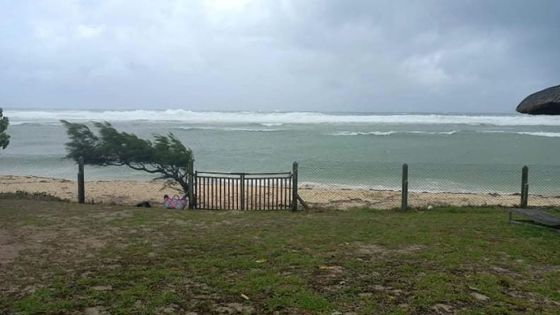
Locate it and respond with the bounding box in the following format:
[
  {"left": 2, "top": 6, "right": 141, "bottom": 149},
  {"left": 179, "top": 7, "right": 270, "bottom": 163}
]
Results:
[
  {"left": 479, "top": 131, "right": 560, "bottom": 138},
  {"left": 178, "top": 126, "right": 283, "bottom": 132},
  {"left": 6, "top": 109, "right": 560, "bottom": 126},
  {"left": 330, "top": 130, "right": 458, "bottom": 136}
]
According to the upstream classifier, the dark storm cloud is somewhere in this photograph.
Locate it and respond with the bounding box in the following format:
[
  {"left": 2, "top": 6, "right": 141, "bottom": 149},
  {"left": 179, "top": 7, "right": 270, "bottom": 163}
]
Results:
[{"left": 0, "top": 0, "right": 558, "bottom": 112}]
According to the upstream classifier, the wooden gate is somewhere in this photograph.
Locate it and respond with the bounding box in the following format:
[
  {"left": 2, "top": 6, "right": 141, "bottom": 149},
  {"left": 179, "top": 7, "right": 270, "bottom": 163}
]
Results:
[{"left": 192, "top": 163, "right": 298, "bottom": 210}]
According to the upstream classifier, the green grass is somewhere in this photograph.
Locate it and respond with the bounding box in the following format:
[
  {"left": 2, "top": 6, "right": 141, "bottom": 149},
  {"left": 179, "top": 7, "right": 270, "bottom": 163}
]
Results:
[{"left": 1, "top": 199, "right": 559, "bottom": 314}]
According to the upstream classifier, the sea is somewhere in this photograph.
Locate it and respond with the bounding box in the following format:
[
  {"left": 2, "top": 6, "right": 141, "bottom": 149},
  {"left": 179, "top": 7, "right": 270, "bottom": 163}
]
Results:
[{"left": 2, "top": 109, "right": 560, "bottom": 196}]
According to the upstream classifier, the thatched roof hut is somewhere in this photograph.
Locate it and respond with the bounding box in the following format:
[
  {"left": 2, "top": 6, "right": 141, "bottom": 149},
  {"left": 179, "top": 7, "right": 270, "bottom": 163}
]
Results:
[{"left": 516, "top": 85, "right": 560, "bottom": 115}]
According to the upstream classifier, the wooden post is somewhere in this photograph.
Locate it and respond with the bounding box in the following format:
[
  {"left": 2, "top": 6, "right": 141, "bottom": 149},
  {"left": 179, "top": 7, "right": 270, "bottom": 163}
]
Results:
[
  {"left": 521, "top": 165, "right": 528, "bottom": 208},
  {"left": 194, "top": 171, "right": 198, "bottom": 208},
  {"left": 401, "top": 163, "right": 408, "bottom": 210},
  {"left": 77, "top": 156, "right": 85, "bottom": 204},
  {"left": 187, "top": 158, "right": 194, "bottom": 209},
  {"left": 292, "top": 161, "right": 298, "bottom": 211},
  {"left": 240, "top": 173, "right": 245, "bottom": 210}
]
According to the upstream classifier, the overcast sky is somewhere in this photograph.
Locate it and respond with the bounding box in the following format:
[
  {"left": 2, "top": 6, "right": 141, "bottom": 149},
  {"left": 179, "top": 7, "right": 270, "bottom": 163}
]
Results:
[{"left": 1, "top": 0, "right": 559, "bottom": 113}]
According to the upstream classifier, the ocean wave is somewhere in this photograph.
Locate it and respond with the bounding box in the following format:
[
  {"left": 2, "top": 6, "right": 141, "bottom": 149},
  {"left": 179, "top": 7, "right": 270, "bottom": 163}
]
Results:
[
  {"left": 259, "top": 122, "right": 284, "bottom": 127},
  {"left": 517, "top": 132, "right": 560, "bottom": 138},
  {"left": 178, "top": 126, "right": 283, "bottom": 132},
  {"left": 11, "top": 121, "right": 62, "bottom": 126},
  {"left": 300, "top": 181, "right": 400, "bottom": 191},
  {"left": 330, "top": 130, "right": 458, "bottom": 136},
  {"left": 6, "top": 109, "right": 560, "bottom": 126},
  {"left": 479, "top": 131, "right": 560, "bottom": 138}
]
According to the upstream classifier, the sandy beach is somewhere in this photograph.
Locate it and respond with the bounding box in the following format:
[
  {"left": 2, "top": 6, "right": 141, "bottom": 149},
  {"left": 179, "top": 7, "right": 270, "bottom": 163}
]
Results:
[{"left": 1, "top": 175, "right": 559, "bottom": 209}]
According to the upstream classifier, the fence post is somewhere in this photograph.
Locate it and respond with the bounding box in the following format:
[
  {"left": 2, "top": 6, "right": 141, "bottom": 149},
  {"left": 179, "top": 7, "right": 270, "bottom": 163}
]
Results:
[
  {"left": 240, "top": 173, "right": 246, "bottom": 210},
  {"left": 187, "top": 158, "right": 194, "bottom": 209},
  {"left": 521, "top": 165, "right": 529, "bottom": 208},
  {"left": 401, "top": 163, "right": 408, "bottom": 210},
  {"left": 77, "top": 156, "right": 85, "bottom": 204},
  {"left": 292, "top": 161, "right": 299, "bottom": 211}
]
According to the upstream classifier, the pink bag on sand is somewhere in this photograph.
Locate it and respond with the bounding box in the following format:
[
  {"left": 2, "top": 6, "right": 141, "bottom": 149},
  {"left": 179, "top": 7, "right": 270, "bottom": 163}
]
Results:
[{"left": 164, "top": 195, "right": 188, "bottom": 209}]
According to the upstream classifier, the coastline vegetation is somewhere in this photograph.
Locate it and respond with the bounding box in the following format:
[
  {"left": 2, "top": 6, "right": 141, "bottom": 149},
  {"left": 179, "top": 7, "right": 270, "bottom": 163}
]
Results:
[
  {"left": 0, "top": 108, "right": 9, "bottom": 150},
  {"left": 61, "top": 120, "right": 193, "bottom": 194}
]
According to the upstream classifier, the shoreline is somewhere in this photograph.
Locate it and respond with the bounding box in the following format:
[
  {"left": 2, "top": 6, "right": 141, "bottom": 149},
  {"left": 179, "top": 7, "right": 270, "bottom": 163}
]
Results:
[{"left": 1, "top": 175, "right": 559, "bottom": 209}]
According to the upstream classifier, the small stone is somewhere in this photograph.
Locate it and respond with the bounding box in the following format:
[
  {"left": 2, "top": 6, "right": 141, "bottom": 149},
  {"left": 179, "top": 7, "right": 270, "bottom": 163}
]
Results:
[
  {"left": 372, "top": 285, "right": 387, "bottom": 291},
  {"left": 432, "top": 303, "right": 453, "bottom": 313},
  {"left": 491, "top": 266, "right": 510, "bottom": 273},
  {"left": 468, "top": 286, "right": 481, "bottom": 292},
  {"left": 84, "top": 306, "right": 109, "bottom": 315},
  {"left": 161, "top": 306, "right": 177, "bottom": 314},
  {"left": 92, "top": 285, "right": 112, "bottom": 291},
  {"left": 471, "top": 292, "right": 490, "bottom": 301},
  {"left": 22, "top": 285, "right": 37, "bottom": 293},
  {"left": 358, "top": 292, "right": 373, "bottom": 298}
]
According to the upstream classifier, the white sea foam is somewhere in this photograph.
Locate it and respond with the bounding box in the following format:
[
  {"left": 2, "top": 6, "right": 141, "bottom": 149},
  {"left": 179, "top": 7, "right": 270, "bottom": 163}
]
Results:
[
  {"left": 300, "top": 181, "right": 400, "bottom": 191},
  {"left": 11, "top": 121, "right": 63, "bottom": 126},
  {"left": 517, "top": 132, "right": 560, "bottom": 138},
  {"left": 178, "top": 126, "right": 283, "bottom": 132},
  {"left": 410, "top": 130, "right": 458, "bottom": 135},
  {"left": 330, "top": 130, "right": 458, "bottom": 136},
  {"left": 6, "top": 109, "right": 560, "bottom": 126},
  {"left": 259, "top": 122, "right": 284, "bottom": 127},
  {"left": 479, "top": 131, "right": 560, "bottom": 138},
  {"left": 331, "top": 131, "right": 397, "bottom": 136}
]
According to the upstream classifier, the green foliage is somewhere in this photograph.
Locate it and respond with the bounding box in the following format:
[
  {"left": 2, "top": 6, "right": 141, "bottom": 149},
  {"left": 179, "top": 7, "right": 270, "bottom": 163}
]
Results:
[
  {"left": 60, "top": 120, "right": 102, "bottom": 164},
  {"left": 0, "top": 108, "right": 9, "bottom": 150},
  {"left": 61, "top": 120, "right": 193, "bottom": 193}
]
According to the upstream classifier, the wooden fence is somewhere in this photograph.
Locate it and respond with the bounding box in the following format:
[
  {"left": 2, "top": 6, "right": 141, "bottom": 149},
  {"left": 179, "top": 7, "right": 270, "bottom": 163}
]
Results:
[{"left": 190, "top": 162, "right": 300, "bottom": 210}]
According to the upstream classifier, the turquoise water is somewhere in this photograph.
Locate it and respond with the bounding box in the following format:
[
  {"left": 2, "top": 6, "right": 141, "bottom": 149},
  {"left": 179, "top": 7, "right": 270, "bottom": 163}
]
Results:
[{"left": 2, "top": 109, "right": 560, "bottom": 195}]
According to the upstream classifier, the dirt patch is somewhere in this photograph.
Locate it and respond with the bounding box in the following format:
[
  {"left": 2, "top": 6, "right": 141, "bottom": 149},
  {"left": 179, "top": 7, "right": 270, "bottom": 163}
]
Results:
[
  {"left": 0, "top": 223, "right": 110, "bottom": 269},
  {"left": 0, "top": 229, "right": 23, "bottom": 265},
  {"left": 356, "top": 244, "right": 425, "bottom": 256}
]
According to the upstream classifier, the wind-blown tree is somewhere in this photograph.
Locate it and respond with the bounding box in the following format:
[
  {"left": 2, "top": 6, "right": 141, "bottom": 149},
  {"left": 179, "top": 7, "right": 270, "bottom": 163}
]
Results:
[
  {"left": 0, "top": 108, "right": 9, "bottom": 150},
  {"left": 61, "top": 120, "right": 193, "bottom": 193}
]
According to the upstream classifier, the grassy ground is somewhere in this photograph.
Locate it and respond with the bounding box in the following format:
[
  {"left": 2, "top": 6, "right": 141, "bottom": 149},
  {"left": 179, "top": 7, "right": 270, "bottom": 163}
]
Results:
[{"left": 1, "top": 199, "right": 559, "bottom": 314}]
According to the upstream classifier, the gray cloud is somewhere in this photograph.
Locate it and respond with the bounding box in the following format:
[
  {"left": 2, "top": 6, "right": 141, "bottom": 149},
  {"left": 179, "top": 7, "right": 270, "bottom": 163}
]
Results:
[{"left": 1, "top": 0, "right": 559, "bottom": 112}]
